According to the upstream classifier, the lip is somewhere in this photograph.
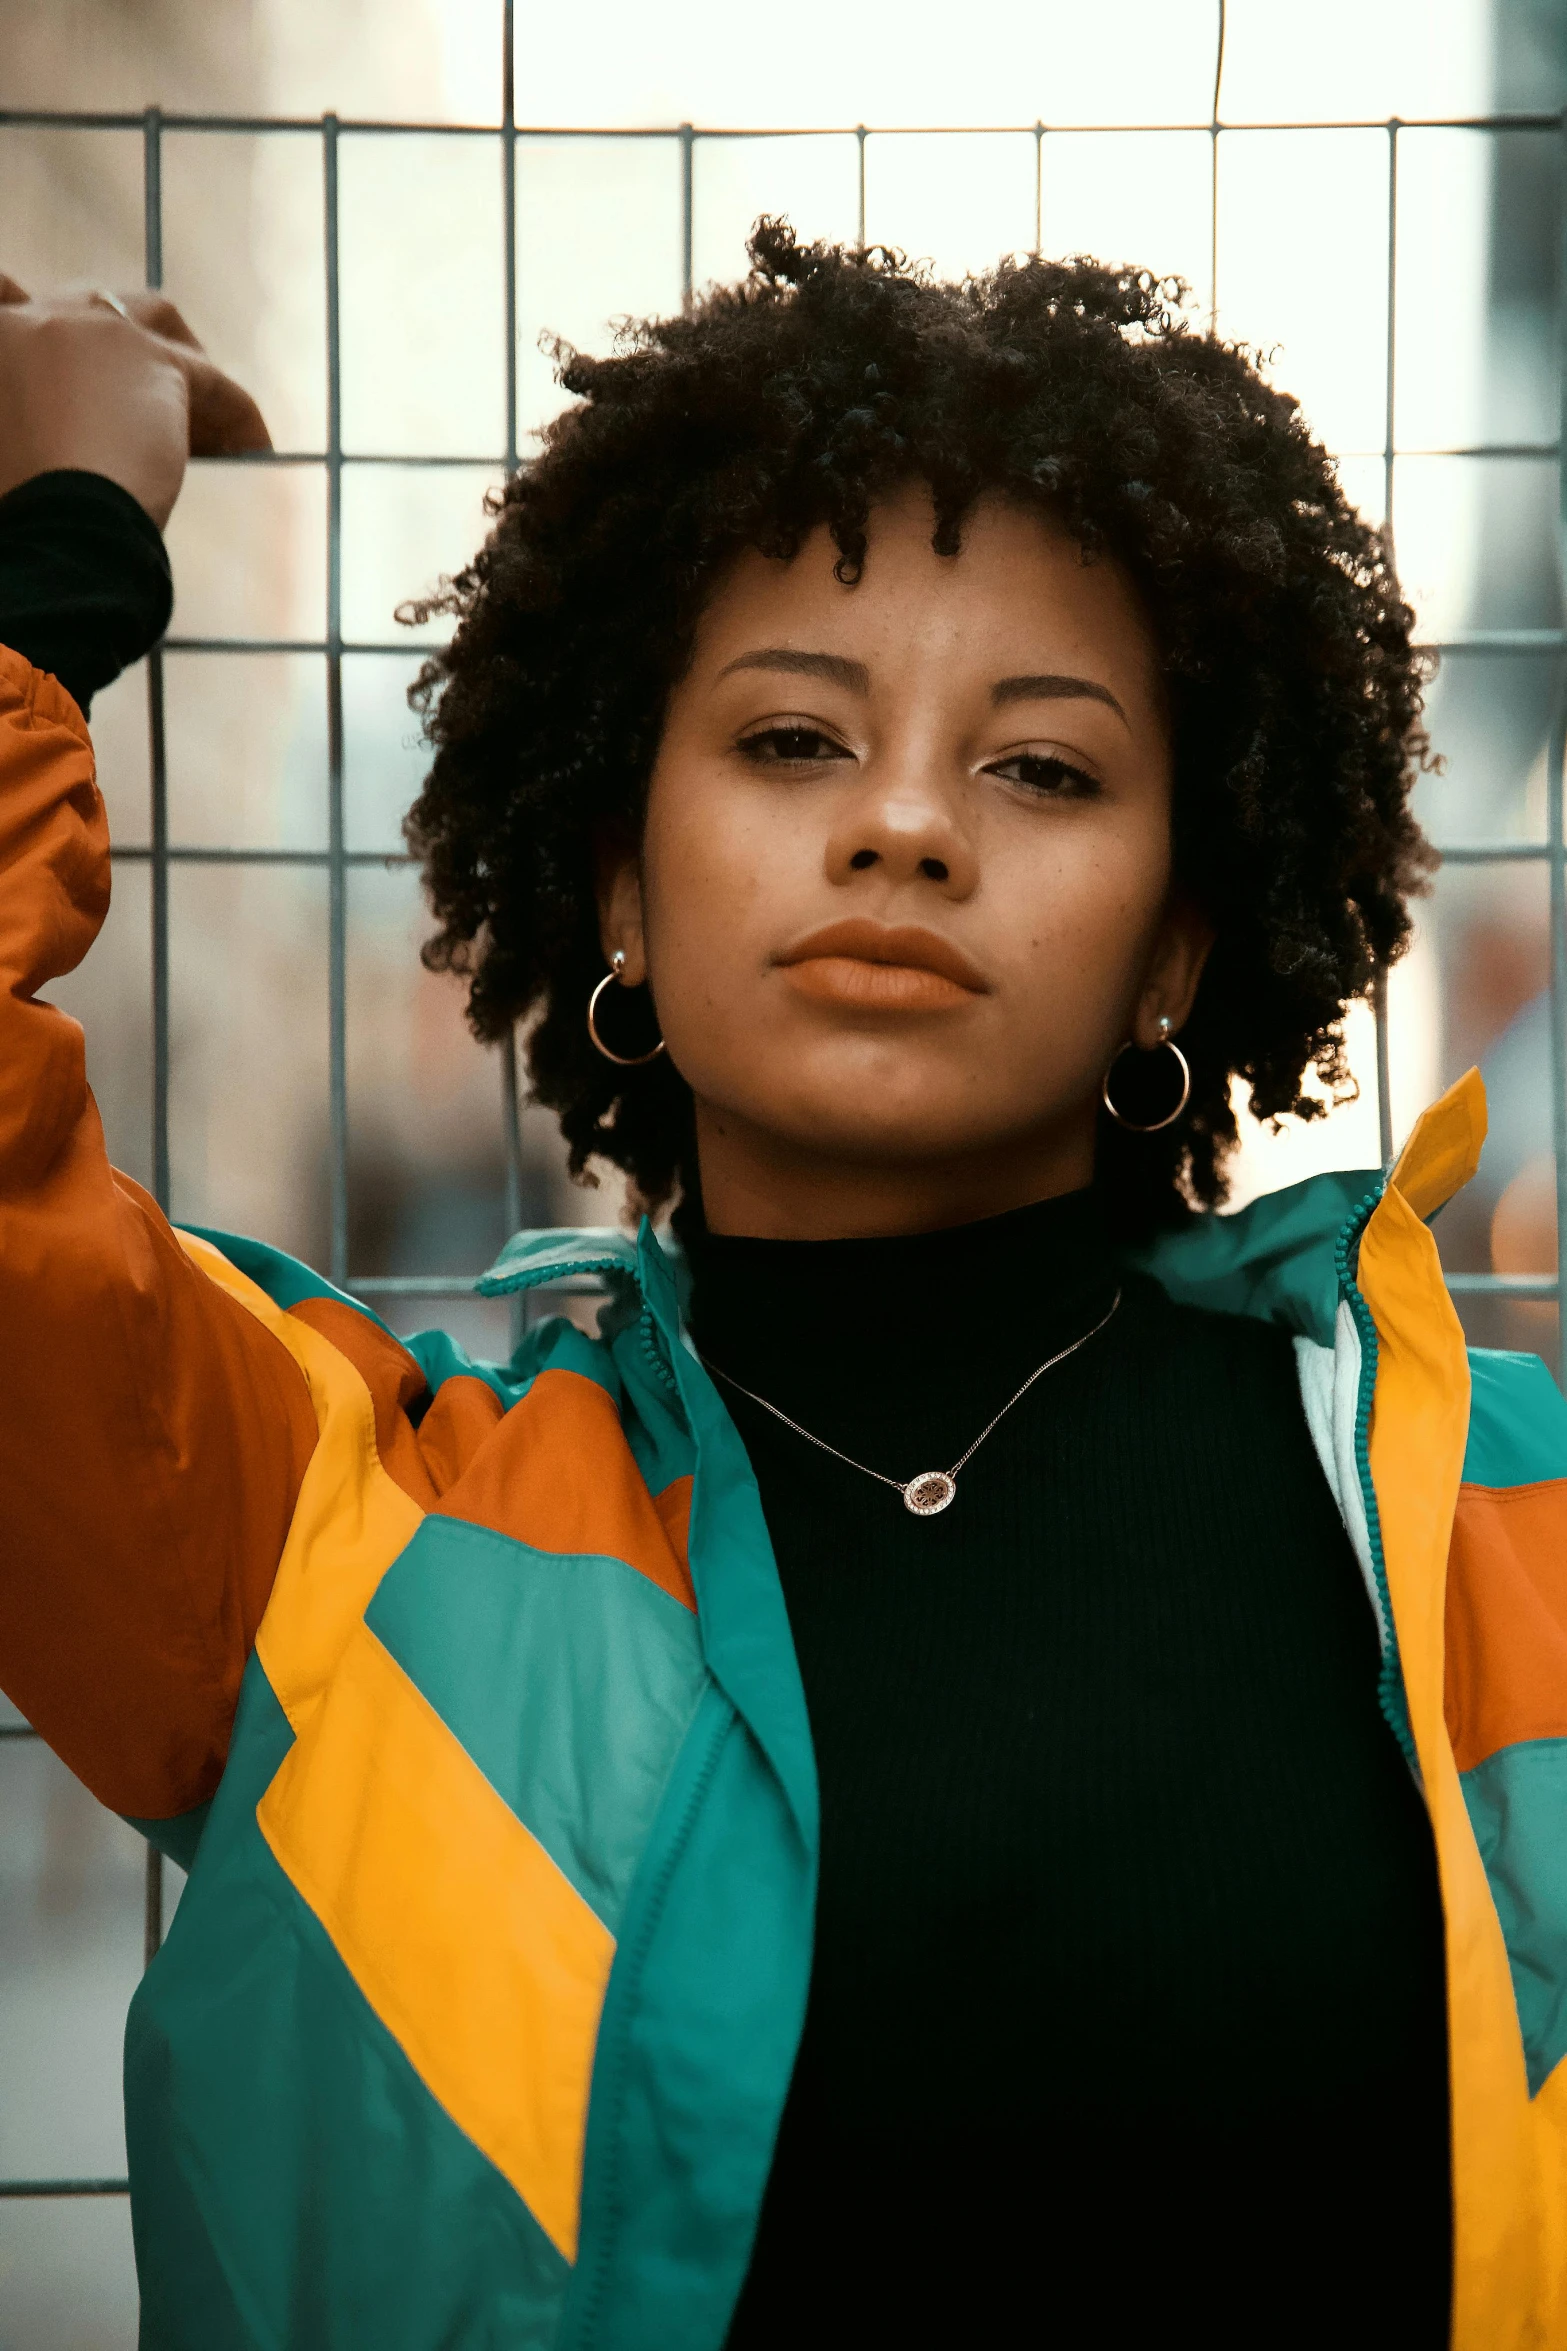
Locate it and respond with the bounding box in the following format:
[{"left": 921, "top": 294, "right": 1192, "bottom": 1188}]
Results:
[{"left": 775, "top": 919, "right": 990, "bottom": 1013}]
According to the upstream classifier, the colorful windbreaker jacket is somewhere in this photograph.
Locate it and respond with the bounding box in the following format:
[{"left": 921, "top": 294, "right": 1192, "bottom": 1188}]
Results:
[{"left": 7, "top": 642, "right": 1567, "bottom": 2349}]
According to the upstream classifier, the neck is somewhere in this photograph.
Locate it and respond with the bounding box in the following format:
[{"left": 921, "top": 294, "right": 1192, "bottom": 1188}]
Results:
[{"left": 690, "top": 1100, "right": 1098, "bottom": 1240}]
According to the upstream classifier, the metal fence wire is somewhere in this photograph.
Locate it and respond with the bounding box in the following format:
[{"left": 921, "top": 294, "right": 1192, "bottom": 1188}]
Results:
[{"left": 0, "top": 0, "right": 1564, "bottom": 2214}]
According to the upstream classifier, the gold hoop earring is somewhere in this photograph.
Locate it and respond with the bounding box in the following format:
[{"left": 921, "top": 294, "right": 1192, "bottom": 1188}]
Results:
[
  {"left": 1101, "top": 1019, "right": 1191, "bottom": 1133},
  {"left": 587, "top": 950, "right": 666, "bottom": 1068}
]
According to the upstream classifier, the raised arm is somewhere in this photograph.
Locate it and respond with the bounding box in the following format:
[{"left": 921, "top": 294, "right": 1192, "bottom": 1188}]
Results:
[{"left": 0, "top": 282, "right": 319, "bottom": 1826}]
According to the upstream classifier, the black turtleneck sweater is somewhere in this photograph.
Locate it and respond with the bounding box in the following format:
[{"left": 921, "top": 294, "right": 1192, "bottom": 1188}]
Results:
[
  {"left": 687, "top": 1191, "right": 1451, "bottom": 2349},
  {"left": 0, "top": 469, "right": 171, "bottom": 715}
]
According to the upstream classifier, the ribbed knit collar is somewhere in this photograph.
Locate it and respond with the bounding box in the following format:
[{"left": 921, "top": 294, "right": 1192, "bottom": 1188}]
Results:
[{"left": 683, "top": 1188, "right": 1119, "bottom": 1468}]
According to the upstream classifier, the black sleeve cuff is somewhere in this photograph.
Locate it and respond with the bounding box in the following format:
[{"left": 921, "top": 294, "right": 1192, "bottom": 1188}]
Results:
[{"left": 0, "top": 469, "right": 173, "bottom": 718}]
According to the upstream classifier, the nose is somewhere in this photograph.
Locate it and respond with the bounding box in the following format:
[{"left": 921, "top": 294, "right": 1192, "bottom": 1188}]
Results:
[{"left": 823, "top": 761, "right": 979, "bottom": 898}]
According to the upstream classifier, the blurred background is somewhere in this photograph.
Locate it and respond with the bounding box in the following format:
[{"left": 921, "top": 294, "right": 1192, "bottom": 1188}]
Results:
[{"left": 0, "top": 0, "right": 1563, "bottom": 2338}]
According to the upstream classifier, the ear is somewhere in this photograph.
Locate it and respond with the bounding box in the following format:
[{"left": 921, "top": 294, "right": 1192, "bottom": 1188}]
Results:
[
  {"left": 593, "top": 824, "right": 648, "bottom": 985},
  {"left": 1129, "top": 894, "right": 1215, "bottom": 1050}
]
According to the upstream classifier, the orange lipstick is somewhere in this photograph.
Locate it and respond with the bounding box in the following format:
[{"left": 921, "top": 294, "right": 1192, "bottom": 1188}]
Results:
[{"left": 775, "top": 919, "right": 989, "bottom": 1013}]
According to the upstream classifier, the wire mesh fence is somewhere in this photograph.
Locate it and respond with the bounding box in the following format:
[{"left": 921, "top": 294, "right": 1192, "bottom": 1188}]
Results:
[{"left": 0, "top": 0, "right": 1562, "bottom": 2278}]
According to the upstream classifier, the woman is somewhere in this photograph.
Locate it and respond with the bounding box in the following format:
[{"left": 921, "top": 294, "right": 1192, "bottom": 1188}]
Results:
[{"left": 2, "top": 227, "right": 1565, "bottom": 2351}]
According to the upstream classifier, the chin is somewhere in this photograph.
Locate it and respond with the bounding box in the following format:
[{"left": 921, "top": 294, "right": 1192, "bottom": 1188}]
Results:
[{"left": 766, "top": 1085, "right": 1015, "bottom": 1166}]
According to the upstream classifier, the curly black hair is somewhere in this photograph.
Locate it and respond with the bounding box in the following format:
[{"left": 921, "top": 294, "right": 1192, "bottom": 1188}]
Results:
[{"left": 404, "top": 219, "right": 1433, "bottom": 1237}]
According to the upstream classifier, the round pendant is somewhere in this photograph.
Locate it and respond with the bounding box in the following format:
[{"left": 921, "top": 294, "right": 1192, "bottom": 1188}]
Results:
[{"left": 903, "top": 1470, "right": 956, "bottom": 1517}]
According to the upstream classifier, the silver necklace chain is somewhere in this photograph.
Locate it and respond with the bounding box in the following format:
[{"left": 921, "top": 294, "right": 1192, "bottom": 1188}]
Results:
[{"left": 702, "top": 1287, "right": 1122, "bottom": 1518}]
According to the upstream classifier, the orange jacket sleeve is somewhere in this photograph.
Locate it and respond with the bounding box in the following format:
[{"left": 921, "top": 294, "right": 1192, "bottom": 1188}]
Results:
[{"left": 0, "top": 645, "right": 320, "bottom": 1820}]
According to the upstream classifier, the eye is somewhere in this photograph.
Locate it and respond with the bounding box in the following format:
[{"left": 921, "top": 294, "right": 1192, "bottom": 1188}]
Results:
[
  {"left": 737, "top": 722, "right": 854, "bottom": 768},
  {"left": 984, "top": 749, "right": 1101, "bottom": 799}
]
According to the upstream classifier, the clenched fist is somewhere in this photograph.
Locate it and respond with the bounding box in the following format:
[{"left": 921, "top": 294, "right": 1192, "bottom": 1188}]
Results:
[{"left": 0, "top": 277, "right": 270, "bottom": 530}]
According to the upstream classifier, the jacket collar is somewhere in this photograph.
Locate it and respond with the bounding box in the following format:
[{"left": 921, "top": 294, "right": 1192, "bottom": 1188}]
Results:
[
  {"left": 478, "top": 1067, "right": 1489, "bottom": 1364},
  {"left": 1385, "top": 1066, "right": 1487, "bottom": 1224},
  {"left": 1131, "top": 1068, "right": 1487, "bottom": 1344}
]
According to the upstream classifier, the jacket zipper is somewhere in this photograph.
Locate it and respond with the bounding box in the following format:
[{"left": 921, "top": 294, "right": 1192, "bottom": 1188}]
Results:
[
  {"left": 1334, "top": 1181, "right": 1418, "bottom": 1769},
  {"left": 479, "top": 1252, "right": 636, "bottom": 1299}
]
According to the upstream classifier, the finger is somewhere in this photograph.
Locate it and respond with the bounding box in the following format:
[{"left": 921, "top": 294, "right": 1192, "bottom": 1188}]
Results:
[
  {"left": 0, "top": 273, "right": 31, "bottom": 306},
  {"left": 123, "top": 290, "right": 205, "bottom": 353},
  {"left": 184, "top": 354, "right": 273, "bottom": 456}
]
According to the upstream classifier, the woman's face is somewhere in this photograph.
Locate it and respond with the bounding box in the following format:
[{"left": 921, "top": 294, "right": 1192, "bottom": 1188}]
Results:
[{"left": 598, "top": 484, "right": 1210, "bottom": 1238}]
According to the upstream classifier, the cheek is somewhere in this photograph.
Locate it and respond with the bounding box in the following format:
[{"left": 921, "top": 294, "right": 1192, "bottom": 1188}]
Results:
[
  {"left": 637, "top": 761, "right": 782, "bottom": 1011},
  {"left": 997, "top": 815, "right": 1172, "bottom": 996}
]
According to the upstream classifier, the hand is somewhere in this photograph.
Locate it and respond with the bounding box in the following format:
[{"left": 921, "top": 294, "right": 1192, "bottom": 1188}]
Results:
[{"left": 0, "top": 277, "right": 271, "bottom": 531}]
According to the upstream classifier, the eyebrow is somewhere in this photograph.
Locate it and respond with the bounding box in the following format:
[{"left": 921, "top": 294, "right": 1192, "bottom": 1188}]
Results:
[
  {"left": 992, "top": 673, "right": 1128, "bottom": 724},
  {"left": 714, "top": 648, "right": 1128, "bottom": 726},
  {"left": 715, "top": 648, "right": 872, "bottom": 694}
]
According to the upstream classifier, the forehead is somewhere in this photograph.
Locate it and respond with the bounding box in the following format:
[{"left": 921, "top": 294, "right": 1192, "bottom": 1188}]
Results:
[{"left": 691, "top": 485, "right": 1162, "bottom": 702}]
